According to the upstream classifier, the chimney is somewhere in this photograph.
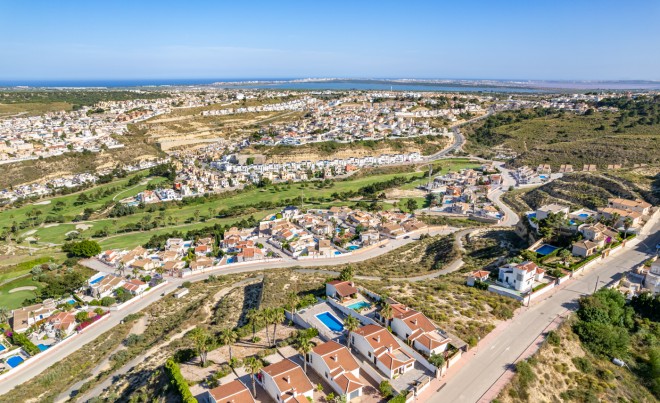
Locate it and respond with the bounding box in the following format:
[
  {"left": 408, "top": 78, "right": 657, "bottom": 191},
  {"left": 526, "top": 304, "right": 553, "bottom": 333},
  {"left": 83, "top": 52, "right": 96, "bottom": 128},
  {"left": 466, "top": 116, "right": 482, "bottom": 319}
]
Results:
[
  {"left": 332, "top": 354, "right": 338, "bottom": 361},
  {"left": 413, "top": 319, "right": 417, "bottom": 325},
  {"left": 285, "top": 376, "right": 290, "bottom": 384},
  {"left": 292, "top": 387, "right": 297, "bottom": 397},
  {"left": 376, "top": 335, "right": 381, "bottom": 343}
]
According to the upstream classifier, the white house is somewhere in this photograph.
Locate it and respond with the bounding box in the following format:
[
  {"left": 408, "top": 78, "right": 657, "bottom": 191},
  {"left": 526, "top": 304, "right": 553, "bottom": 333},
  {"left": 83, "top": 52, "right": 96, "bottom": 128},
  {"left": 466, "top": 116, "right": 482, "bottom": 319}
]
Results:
[
  {"left": 644, "top": 260, "right": 660, "bottom": 295},
  {"left": 205, "top": 379, "right": 255, "bottom": 403},
  {"left": 326, "top": 280, "right": 359, "bottom": 302},
  {"left": 497, "top": 261, "right": 544, "bottom": 293},
  {"left": 351, "top": 324, "right": 415, "bottom": 379},
  {"left": 258, "top": 359, "right": 314, "bottom": 403},
  {"left": 535, "top": 204, "right": 570, "bottom": 221},
  {"left": 389, "top": 304, "right": 450, "bottom": 357},
  {"left": 308, "top": 341, "right": 365, "bottom": 401},
  {"left": 122, "top": 278, "right": 149, "bottom": 295},
  {"left": 608, "top": 198, "right": 651, "bottom": 215}
]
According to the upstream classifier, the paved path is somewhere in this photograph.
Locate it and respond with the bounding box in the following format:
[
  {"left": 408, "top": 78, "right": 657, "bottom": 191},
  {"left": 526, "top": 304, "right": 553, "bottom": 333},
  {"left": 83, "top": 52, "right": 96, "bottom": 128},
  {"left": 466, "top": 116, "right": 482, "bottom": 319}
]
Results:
[
  {"left": 425, "top": 218, "right": 660, "bottom": 403},
  {"left": 0, "top": 227, "right": 454, "bottom": 396}
]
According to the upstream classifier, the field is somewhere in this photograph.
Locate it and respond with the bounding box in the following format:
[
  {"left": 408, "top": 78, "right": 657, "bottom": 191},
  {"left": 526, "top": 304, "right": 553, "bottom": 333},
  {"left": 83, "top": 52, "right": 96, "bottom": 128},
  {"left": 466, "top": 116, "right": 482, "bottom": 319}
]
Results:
[
  {"left": 465, "top": 109, "right": 660, "bottom": 169},
  {"left": 246, "top": 135, "right": 450, "bottom": 162},
  {"left": 0, "top": 130, "right": 164, "bottom": 188},
  {"left": 1, "top": 158, "right": 479, "bottom": 254}
]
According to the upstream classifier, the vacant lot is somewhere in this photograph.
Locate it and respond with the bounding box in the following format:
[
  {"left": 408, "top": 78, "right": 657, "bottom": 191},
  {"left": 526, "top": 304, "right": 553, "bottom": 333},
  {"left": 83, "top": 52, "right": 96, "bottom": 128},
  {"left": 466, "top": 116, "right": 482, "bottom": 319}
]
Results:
[{"left": 465, "top": 110, "right": 660, "bottom": 168}]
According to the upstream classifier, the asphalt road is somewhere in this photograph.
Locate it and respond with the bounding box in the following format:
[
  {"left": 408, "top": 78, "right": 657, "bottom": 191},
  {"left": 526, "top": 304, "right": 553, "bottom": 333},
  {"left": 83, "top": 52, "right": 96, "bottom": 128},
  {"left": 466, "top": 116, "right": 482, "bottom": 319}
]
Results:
[
  {"left": 0, "top": 227, "right": 454, "bottom": 396},
  {"left": 430, "top": 218, "right": 660, "bottom": 403}
]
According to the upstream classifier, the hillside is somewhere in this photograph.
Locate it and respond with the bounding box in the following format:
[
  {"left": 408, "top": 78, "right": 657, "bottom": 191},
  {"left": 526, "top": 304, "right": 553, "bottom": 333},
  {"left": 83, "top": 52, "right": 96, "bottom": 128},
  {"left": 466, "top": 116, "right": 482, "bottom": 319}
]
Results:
[
  {"left": 502, "top": 171, "right": 659, "bottom": 215},
  {"left": 465, "top": 98, "right": 660, "bottom": 169},
  {"left": 498, "top": 289, "right": 660, "bottom": 402}
]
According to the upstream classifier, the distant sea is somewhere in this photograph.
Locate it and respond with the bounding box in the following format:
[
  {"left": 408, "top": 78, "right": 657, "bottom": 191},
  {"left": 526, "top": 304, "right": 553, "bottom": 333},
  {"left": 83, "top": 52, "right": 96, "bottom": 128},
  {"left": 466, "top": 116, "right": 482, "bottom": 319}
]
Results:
[{"left": 0, "top": 78, "right": 542, "bottom": 93}]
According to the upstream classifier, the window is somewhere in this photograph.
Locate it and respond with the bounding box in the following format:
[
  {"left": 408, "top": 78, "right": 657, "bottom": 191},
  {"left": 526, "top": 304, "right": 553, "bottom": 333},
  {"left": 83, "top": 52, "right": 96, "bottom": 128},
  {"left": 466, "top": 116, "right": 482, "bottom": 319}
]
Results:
[{"left": 368, "top": 351, "right": 372, "bottom": 358}]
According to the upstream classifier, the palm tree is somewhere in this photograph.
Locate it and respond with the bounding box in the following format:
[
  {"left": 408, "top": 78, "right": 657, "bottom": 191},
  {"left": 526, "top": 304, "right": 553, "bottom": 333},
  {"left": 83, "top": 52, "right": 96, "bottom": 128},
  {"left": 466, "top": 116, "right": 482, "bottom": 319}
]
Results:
[
  {"left": 247, "top": 308, "right": 260, "bottom": 341},
  {"left": 0, "top": 306, "right": 9, "bottom": 324},
  {"left": 286, "top": 292, "right": 300, "bottom": 320},
  {"left": 244, "top": 356, "right": 264, "bottom": 398},
  {"left": 380, "top": 303, "right": 393, "bottom": 326},
  {"left": 610, "top": 212, "right": 621, "bottom": 228},
  {"left": 132, "top": 267, "right": 139, "bottom": 278},
  {"left": 189, "top": 327, "right": 211, "bottom": 367},
  {"left": 344, "top": 315, "right": 360, "bottom": 349},
  {"left": 262, "top": 308, "right": 273, "bottom": 346},
  {"left": 219, "top": 328, "right": 238, "bottom": 361},
  {"left": 623, "top": 217, "right": 633, "bottom": 240},
  {"left": 297, "top": 337, "right": 313, "bottom": 373},
  {"left": 272, "top": 308, "right": 285, "bottom": 345}
]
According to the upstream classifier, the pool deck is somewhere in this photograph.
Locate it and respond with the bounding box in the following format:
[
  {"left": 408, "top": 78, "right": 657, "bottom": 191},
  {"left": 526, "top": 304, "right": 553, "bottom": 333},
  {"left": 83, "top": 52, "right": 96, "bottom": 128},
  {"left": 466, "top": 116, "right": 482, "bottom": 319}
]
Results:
[{"left": 297, "top": 301, "right": 347, "bottom": 342}]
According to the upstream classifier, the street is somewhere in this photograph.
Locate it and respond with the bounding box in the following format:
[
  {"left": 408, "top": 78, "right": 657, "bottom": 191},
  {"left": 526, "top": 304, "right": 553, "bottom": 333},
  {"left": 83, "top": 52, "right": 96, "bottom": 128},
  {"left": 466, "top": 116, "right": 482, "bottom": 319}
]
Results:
[{"left": 428, "top": 218, "right": 660, "bottom": 403}]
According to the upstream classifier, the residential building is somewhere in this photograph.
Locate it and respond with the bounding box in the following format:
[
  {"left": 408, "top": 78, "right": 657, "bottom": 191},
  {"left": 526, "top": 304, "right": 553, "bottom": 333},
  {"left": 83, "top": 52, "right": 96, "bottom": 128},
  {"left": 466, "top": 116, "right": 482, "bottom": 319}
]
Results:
[
  {"left": 389, "top": 304, "right": 450, "bottom": 356},
  {"left": 351, "top": 324, "right": 415, "bottom": 379},
  {"left": 205, "top": 379, "right": 255, "bottom": 403},
  {"left": 11, "top": 299, "right": 57, "bottom": 333},
  {"left": 258, "top": 359, "right": 314, "bottom": 403},
  {"left": 497, "top": 261, "right": 544, "bottom": 293},
  {"left": 535, "top": 204, "right": 570, "bottom": 221},
  {"left": 308, "top": 341, "right": 365, "bottom": 400},
  {"left": 572, "top": 240, "right": 600, "bottom": 257},
  {"left": 326, "top": 280, "right": 358, "bottom": 302},
  {"left": 608, "top": 198, "right": 651, "bottom": 215}
]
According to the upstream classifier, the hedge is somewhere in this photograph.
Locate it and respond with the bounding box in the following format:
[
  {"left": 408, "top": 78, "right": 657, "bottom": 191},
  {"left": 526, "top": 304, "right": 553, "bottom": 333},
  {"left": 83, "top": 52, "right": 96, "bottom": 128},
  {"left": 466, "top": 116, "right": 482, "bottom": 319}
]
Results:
[
  {"left": 12, "top": 332, "right": 40, "bottom": 356},
  {"left": 164, "top": 358, "right": 197, "bottom": 403}
]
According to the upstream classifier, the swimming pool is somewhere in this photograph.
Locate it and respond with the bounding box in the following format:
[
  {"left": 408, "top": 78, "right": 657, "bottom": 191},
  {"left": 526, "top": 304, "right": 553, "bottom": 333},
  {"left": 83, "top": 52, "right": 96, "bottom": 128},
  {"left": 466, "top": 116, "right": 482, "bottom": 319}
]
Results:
[
  {"left": 66, "top": 298, "right": 76, "bottom": 305},
  {"left": 334, "top": 251, "right": 341, "bottom": 255},
  {"left": 0, "top": 344, "right": 6, "bottom": 352},
  {"left": 347, "top": 245, "right": 360, "bottom": 251},
  {"left": 347, "top": 301, "right": 372, "bottom": 311},
  {"left": 90, "top": 275, "right": 105, "bottom": 285},
  {"left": 6, "top": 355, "right": 24, "bottom": 368},
  {"left": 535, "top": 244, "right": 559, "bottom": 256},
  {"left": 316, "top": 312, "right": 344, "bottom": 332},
  {"left": 37, "top": 344, "right": 50, "bottom": 352},
  {"left": 578, "top": 213, "right": 590, "bottom": 219}
]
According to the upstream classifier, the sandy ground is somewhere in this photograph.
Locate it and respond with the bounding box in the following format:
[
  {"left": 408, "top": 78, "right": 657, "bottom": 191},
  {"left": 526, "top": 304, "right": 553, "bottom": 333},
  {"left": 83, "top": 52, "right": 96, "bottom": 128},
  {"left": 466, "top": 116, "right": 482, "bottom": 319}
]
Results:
[
  {"left": 9, "top": 286, "right": 37, "bottom": 293},
  {"left": 75, "top": 224, "right": 93, "bottom": 231}
]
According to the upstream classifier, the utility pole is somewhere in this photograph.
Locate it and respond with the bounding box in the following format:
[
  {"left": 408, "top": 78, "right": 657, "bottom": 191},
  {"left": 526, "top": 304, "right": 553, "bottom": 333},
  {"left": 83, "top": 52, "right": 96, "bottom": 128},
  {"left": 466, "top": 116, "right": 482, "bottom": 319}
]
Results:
[{"left": 593, "top": 275, "right": 600, "bottom": 293}]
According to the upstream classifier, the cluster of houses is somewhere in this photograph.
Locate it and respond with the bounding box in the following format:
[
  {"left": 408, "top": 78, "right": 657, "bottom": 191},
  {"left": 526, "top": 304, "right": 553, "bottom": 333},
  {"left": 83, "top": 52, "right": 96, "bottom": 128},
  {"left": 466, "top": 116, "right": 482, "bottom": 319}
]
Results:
[
  {"left": 259, "top": 206, "right": 427, "bottom": 258},
  {"left": 125, "top": 152, "right": 425, "bottom": 206},
  {"left": 201, "top": 96, "right": 319, "bottom": 117},
  {"left": 0, "top": 158, "right": 168, "bottom": 204},
  {"left": 424, "top": 165, "right": 503, "bottom": 221},
  {"left": 205, "top": 279, "right": 461, "bottom": 403},
  {"left": 251, "top": 95, "right": 456, "bottom": 147}
]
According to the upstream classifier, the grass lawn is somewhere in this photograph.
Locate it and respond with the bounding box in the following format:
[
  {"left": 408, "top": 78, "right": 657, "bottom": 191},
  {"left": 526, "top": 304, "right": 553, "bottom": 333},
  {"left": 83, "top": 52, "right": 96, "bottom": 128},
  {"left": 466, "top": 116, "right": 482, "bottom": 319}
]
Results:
[
  {"left": 0, "top": 102, "right": 73, "bottom": 117},
  {"left": 0, "top": 276, "right": 45, "bottom": 309}
]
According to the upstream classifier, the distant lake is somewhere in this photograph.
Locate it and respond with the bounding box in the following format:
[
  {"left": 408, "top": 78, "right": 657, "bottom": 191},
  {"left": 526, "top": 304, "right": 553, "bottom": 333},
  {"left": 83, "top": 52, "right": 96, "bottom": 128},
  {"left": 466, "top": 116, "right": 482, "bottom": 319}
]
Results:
[{"left": 0, "top": 78, "right": 542, "bottom": 92}]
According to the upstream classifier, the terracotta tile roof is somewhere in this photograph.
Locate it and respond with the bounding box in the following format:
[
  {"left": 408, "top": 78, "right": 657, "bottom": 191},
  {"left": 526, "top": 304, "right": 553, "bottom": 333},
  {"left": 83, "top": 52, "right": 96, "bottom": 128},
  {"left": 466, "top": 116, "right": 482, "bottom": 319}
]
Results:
[
  {"left": 208, "top": 380, "right": 255, "bottom": 403},
  {"left": 327, "top": 280, "right": 358, "bottom": 297},
  {"left": 311, "top": 341, "right": 360, "bottom": 373},
  {"left": 261, "top": 359, "right": 313, "bottom": 398}
]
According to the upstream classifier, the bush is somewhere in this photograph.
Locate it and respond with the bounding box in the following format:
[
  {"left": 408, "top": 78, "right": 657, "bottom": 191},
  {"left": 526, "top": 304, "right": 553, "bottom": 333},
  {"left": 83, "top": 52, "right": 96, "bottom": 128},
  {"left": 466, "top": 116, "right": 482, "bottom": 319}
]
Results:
[
  {"left": 572, "top": 356, "right": 594, "bottom": 374},
  {"left": 11, "top": 332, "right": 40, "bottom": 356},
  {"left": 515, "top": 360, "right": 536, "bottom": 389},
  {"left": 173, "top": 348, "right": 196, "bottom": 363},
  {"left": 124, "top": 334, "right": 143, "bottom": 347},
  {"left": 546, "top": 330, "right": 560, "bottom": 346},
  {"left": 164, "top": 358, "right": 196, "bottom": 403},
  {"left": 379, "top": 381, "right": 394, "bottom": 398},
  {"left": 61, "top": 240, "right": 102, "bottom": 258},
  {"left": 100, "top": 296, "right": 116, "bottom": 307},
  {"left": 182, "top": 281, "right": 191, "bottom": 288}
]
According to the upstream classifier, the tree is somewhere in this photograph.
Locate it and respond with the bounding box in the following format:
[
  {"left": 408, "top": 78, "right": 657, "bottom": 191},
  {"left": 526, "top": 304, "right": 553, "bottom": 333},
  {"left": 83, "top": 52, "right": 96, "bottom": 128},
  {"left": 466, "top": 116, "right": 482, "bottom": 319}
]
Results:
[
  {"left": 189, "top": 327, "right": 212, "bottom": 367},
  {"left": 62, "top": 239, "right": 102, "bottom": 258},
  {"left": 247, "top": 308, "right": 261, "bottom": 341},
  {"left": 271, "top": 308, "right": 285, "bottom": 345},
  {"left": 344, "top": 315, "right": 360, "bottom": 349},
  {"left": 286, "top": 292, "right": 300, "bottom": 320},
  {"left": 380, "top": 303, "right": 393, "bottom": 326},
  {"left": 244, "top": 356, "right": 264, "bottom": 398},
  {"left": 406, "top": 198, "right": 419, "bottom": 213},
  {"left": 339, "top": 266, "right": 354, "bottom": 282},
  {"left": 219, "top": 328, "right": 238, "bottom": 361},
  {"left": 0, "top": 306, "right": 9, "bottom": 324},
  {"left": 623, "top": 217, "right": 633, "bottom": 239},
  {"left": 297, "top": 336, "right": 313, "bottom": 373},
  {"left": 262, "top": 308, "right": 274, "bottom": 346},
  {"left": 75, "top": 311, "right": 89, "bottom": 323}
]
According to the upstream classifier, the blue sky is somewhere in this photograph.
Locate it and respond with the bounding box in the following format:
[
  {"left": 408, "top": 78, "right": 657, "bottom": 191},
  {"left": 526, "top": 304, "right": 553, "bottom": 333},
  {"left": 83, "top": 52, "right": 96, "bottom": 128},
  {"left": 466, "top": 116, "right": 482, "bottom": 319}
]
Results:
[{"left": 1, "top": 0, "right": 659, "bottom": 80}]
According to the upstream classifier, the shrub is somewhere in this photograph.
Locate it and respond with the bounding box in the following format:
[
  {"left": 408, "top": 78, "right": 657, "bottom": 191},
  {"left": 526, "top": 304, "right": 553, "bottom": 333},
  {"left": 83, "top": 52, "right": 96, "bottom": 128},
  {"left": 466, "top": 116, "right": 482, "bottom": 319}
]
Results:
[
  {"left": 173, "top": 348, "right": 196, "bottom": 363},
  {"left": 572, "top": 356, "right": 594, "bottom": 374},
  {"left": 429, "top": 353, "right": 445, "bottom": 368},
  {"left": 164, "top": 358, "right": 196, "bottom": 403},
  {"left": 61, "top": 240, "right": 102, "bottom": 258},
  {"left": 182, "top": 281, "right": 191, "bottom": 288},
  {"left": 11, "top": 332, "right": 40, "bottom": 356},
  {"left": 101, "top": 296, "right": 116, "bottom": 307},
  {"left": 546, "top": 330, "right": 561, "bottom": 346},
  {"left": 379, "top": 380, "right": 394, "bottom": 398},
  {"left": 124, "top": 334, "right": 143, "bottom": 347},
  {"left": 515, "top": 360, "right": 536, "bottom": 390}
]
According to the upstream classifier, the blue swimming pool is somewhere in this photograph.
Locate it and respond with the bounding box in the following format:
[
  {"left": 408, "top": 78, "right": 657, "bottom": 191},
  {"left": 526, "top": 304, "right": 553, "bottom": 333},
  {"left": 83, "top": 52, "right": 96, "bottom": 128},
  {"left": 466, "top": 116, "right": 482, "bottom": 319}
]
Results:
[
  {"left": 578, "top": 213, "right": 590, "bottom": 219},
  {"left": 6, "top": 355, "right": 24, "bottom": 368},
  {"left": 347, "top": 245, "right": 360, "bottom": 251},
  {"left": 347, "top": 301, "right": 372, "bottom": 311},
  {"left": 0, "top": 344, "right": 6, "bottom": 352},
  {"left": 316, "top": 312, "right": 344, "bottom": 332},
  {"left": 66, "top": 298, "right": 76, "bottom": 305},
  {"left": 334, "top": 251, "right": 341, "bottom": 255},
  {"left": 37, "top": 344, "right": 50, "bottom": 352},
  {"left": 535, "top": 244, "right": 559, "bottom": 256},
  {"left": 90, "top": 275, "right": 105, "bottom": 285}
]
